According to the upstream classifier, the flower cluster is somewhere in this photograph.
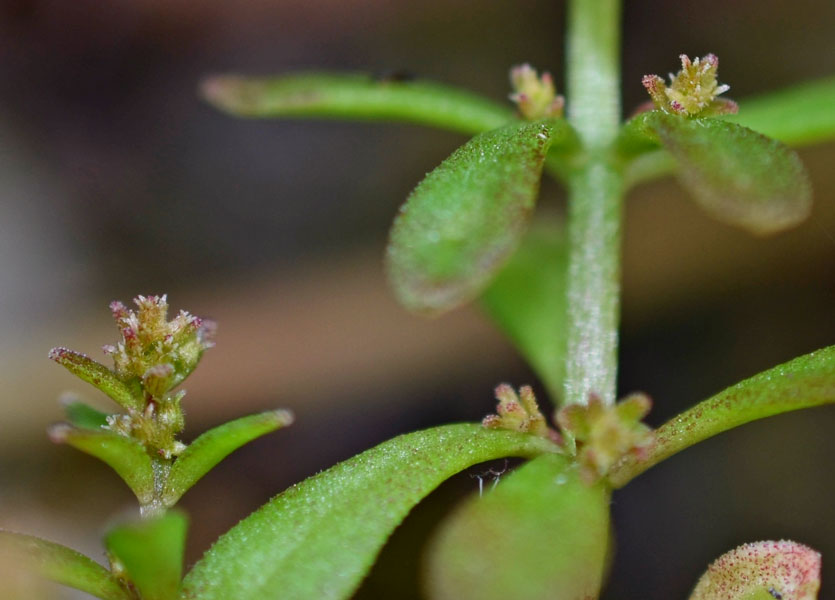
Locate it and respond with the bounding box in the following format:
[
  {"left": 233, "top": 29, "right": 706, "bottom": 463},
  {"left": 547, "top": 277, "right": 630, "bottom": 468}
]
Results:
[
  {"left": 509, "top": 64, "right": 565, "bottom": 120},
  {"left": 50, "top": 295, "right": 216, "bottom": 459},
  {"left": 482, "top": 384, "right": 562, "bottom": 444},
  {"left": 557, "top": 393, "right": 654, "bottom": 484},
  {"left": 642, "top": 53, "right": 737, "bottom": 117}
]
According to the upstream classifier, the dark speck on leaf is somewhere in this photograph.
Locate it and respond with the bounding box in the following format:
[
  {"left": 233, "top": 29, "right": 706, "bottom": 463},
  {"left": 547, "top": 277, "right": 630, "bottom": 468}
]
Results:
[{"left": 372, "top": 69, "right": 417, "bottom": 83}]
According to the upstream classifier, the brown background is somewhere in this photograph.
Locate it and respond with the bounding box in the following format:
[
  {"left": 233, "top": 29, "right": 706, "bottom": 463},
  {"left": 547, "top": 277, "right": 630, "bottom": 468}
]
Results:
[{"left": 0, "top": 0, "right": 833, "bottom": 597}]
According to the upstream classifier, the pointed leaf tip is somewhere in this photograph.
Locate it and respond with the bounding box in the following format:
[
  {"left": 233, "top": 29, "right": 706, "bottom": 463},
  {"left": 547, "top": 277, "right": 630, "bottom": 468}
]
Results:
[
  {"left": 49, "top": 346, "right": 139, "bottom": 411},
  {"left": 387, "top": 120, "right": 562, "bottom": 314},
  {"left": 689, "top": 540, "right": 821, "bottom": 600}
]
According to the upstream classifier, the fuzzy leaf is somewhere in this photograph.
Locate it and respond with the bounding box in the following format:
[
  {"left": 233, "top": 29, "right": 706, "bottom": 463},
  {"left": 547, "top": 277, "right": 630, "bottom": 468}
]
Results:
[
  {"left": 201, "top": 72, "right": 513, "bottom": 136},
  {"left": 0, "top": 531, "right": 129, "bottom": 600},
  {"left": 62, "top": 399, "right": 110, "bottom": 430},
  {"left": 387, "top": 120, "right": 563, "bottom": 313},
  {"left": 426, "top": 453, "right": 610, "bottom": 600},
  {"left": 654, "top": 113, "right": 811, "bottom": 234},
  {"left": 105, "top": 511, "right": 188, "bottom": 600},
  {"left": 610, "top": 344, "right": 835, "bottom": 487},
  {"left": 162, "top": 409, "right": 294, "bottom": 507},
  {"left": 689, "top": 540, "right": 821, "bottom": 600},
  {"left": 48, "top": 424, "right": 154, "bottom": 504},
  {"left": 49, "top": 347, "right": 140, "bottom": 411},
  {"left": 181, "top": 424, "right": 559, "bottom": 600},
  {"left": 480, "top": 220, "right": 568, "bottom": 402}
]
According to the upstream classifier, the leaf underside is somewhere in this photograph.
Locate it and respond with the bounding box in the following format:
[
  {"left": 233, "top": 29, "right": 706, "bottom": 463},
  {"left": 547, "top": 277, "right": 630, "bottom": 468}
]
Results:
[
  {"left": 386, "top": 119, "right": 561, "bottom": 314},
  {"left": 426, "top": 453, "right": 610, "bottom": 600},
  {"left": 651, "top": 113, "right": 812, "bottom": 234},
  {"left": 181, "top": 424, "right": 558, "bottom": 600}
]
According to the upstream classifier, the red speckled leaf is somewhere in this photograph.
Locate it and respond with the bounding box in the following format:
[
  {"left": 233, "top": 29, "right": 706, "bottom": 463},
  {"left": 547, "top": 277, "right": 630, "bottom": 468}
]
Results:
[{"left": 689, "top": 540, "right": 821, "bottom": 600}]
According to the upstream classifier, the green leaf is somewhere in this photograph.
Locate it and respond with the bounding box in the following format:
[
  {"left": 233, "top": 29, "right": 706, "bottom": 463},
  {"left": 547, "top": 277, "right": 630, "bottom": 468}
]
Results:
[
  {"left": 62, "top": 398, "right": 110, "bottom": 430},
  {"left": 689, "top": 540, "right": 821, "bottom": 600},
  {"left": 652, "top": 113, "right": 811, "bottom": 234},
  {"left": 480, "top": 220, "right": 568, "bottom": 402},
  {"left": 49, "top": 347, "right": 140, "bottom": 411},
  {"left": 623, "top": 78, "right": 835, "bottom": 188},
  {"left": 201, "top": 72, "right": 513, "bottom": 136},
  {"left": 387, "top": 120, "right": 564, "bottom": 313},
  {"left": 726, "top": 77, "right": 835, "bottom": 147},
  {"left": 105, "top": 510, "right": 188, "bottom": 600},
  {"left": 48, "top": 424, "right": 154, "bottom": 504},
  {"left": 181, "top": 424, "right": 559, "bottom": 600},
  {"left": 426, "top": 453, "right": 610, "bottom": 600},
  {"left": 0, "top": 530, "right": 129, "bottom": 600},
  {"left": 162, "top": 409, "right": 294, "bottom": 507},
  {"left": 610, "top": 345, "right": 835, "bottom": 487}
]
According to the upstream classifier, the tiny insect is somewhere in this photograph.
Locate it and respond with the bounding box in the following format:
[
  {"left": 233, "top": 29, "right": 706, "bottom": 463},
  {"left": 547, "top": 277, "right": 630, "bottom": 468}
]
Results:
[
  {"left": 768, "top": 587, "right": 783, "bottom": 600},
  {"left": 470, "top": 459, "right": 509, "bottom": 497},
  {"left": 372, "top": 68, "right": 417, "bottom": 84}
]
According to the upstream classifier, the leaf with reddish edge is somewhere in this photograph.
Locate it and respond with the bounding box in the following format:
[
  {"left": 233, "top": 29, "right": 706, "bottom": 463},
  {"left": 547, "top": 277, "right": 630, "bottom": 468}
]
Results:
[
  {"left": 387, "top": 119, "right": 566, "bottom": 314},
  {"left": 0, "top": 531, "right": 130, "bottom": 600},
  {"left": 49, "top": 347, "right": 140, "bottom": 411},
  {"left": 689, "top": 540, "right": 821, "bottom": 600},
  {"left": 426, "top": 453, "right": 610, "bottom": 600},
  {"left": 609, "top": 345, "right": 835, "bottom": 487}
]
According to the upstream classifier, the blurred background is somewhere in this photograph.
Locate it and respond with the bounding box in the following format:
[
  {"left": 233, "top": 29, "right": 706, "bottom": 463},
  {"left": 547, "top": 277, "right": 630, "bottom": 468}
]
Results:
[{"left": 1, "top": 0, "right": 834, "bottom": 597}]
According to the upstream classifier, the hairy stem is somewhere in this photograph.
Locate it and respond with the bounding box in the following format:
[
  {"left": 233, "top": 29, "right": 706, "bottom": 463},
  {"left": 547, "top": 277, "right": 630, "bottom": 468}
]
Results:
[{"left": 563, "top": 0, "right": 624, "bottom": 408}]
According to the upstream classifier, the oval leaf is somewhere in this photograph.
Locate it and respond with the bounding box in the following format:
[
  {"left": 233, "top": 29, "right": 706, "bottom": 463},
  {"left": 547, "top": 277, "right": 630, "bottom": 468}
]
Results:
[
  {"left": 650, "top": 113, "right": 812, "bottom": 234},
  {"left": 48, "top": 424, "right": 154, "bottom": 504},
  {"left": 201, "top": 72, "right": 513, "bottom": 136},
  {"left": 387, "top": 120, "right": 561, "bottom": 313},
  {"left": 689, "top": 540, "right": 821, "bottom": 600},
  {"left": 0, "top": 530, "right": 130, "bottom": 600},
  {"left": 181, "top": 424, "right": 559, "bottom": 600},
  {"left": 105, "top": 511, "right": 188, "bottom": 600},
  {"left": 426, "top": 453, "right": 610, "bottom": 600},
  {"left": 480, "top": 219, "right": 569, "bottom": 402},
  {"left": 610, "top": 344, "right": 835, "bottom": 487},
  {"left": 162, "top": 409, "right": 294, "bottom": 507}
]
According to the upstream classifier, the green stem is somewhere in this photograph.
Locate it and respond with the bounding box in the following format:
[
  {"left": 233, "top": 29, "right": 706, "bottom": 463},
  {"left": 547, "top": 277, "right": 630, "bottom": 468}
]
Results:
[
  {"left": 142, "top": 457, "right": 172, "bottom": 518},
  {"left": 563, "top": 0, "right": 624, "bottom": 408}
]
